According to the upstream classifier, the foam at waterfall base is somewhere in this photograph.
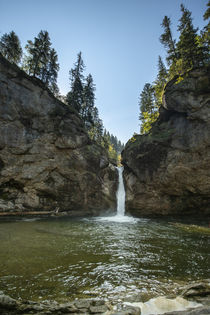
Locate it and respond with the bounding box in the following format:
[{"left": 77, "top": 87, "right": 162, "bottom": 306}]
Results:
[
  {"left": 125, "top": 296, "right": 203, "bottom": 315},
  {"left": 96, "top": 214, "right": 138, "bottom": 223},
  {"left": 94, "top": 167, "right": 139, "bottom": 223}
]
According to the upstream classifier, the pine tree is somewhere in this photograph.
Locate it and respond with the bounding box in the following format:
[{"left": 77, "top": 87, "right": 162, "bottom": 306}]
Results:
[
  {"left": 139, "top": 83, "right": 159, "bottom": 134},
  {"left": 139, "top": 83, "right": 155, "bottom": 116},
  {"left": 66, "top": 52, "right": 85, "bottom": 112},
  {"left": 23, "top": 31, "right": 59, "bottom": 95},
  {"left": 81, "top": 74, "right": 95, "bottom": 129},
  {"left": 160, "top": 16, "right": 178, "bottom": 66},
  {"left": 24, "top": 30, "right": 51, "bottom": 77},
  {"left": 0, "top": 31, "right": 22, "bottom": 64},
  {"left": 154, "top": 56, "right": 168, "bottom": 107},
  {"left": 43, "top": 48, "right": 60, "bottom": 94},
  {"left": 88, "top": 107, "right": 103, "bottom": 143},
  {"left": 203, "top": 0, "right": 210, "bottom": 20},
  {"left": 199, "top": 1, "right": 210, "bottom": 65},
  {"left": 177, "top": 4, "right": 204, "bottom": 70}
]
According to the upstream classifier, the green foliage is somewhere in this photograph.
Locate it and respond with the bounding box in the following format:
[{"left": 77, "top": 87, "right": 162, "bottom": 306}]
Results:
[
  {"left": 66, "top": 53, "right": 124, "bottom": 161},
  {"left": 160, "top": 2, "right": 209, "bottom": 78},
  {"left": 103, "top": 130, "right": 124, "bottom": 153},
  {"left": 153, "top": 56, "right": 168, "bottom": 106},
  {"left": 0, "top": 31, "right": 22, "bottom": 64},
  {"left": 24, "top": 30, "right": 51, "bottom": 76},
  {"left": 129, "top": 135, "right": 137, "bottom": 143},
  {"left": 176, "top": 4, "right": 204, "bottom": 71},
  {"left": 199, "top": 1, "right": 210, "bottom": 66},
  {"left": 139, "top": 83, "right": 159, "bottom": 134},
  {"left": 203, "top": 0, "right": 210, "bottom": 20},
  {"left": 81, "top": 74, "right": 95, "bottom": 129},
  {"left": 140, "top": 111, "right": 159, "bottom": 134},
  {"left": 139, "top": 1, "right": 210, "bottom": 136},
  {"left": 42, "top": 48, "right": 60, "bottom": 95},
  {"left": 23, "top": 30, "right": 59, "bottom": 95},
  {"left": 66, "top": 52, "right": 85, "bottom": 112},
  {"left": 101, "top": 130, "right": 124, "bottom": 164},
  {"left": 66, "top": 54, "right": 105, "bottom": 145},
  {"left": 160, "top": 16, "right": 178, "bottom": 66},
  {"left": 88, "top": 107, "right": 104, "bottom": 144}
]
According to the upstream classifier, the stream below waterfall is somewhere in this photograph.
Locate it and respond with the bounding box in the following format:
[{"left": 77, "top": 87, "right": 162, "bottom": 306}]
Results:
[
  {"left": 0, "top": 167, "right": 209, "bottom": 304},
  {"left": 0, "top": 215, "right": 209, "bottom": 303}
]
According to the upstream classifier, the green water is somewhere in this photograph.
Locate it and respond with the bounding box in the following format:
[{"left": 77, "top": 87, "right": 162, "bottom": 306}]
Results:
[{"left": 0, "top": 216, "right": 209, "bottom": 302}]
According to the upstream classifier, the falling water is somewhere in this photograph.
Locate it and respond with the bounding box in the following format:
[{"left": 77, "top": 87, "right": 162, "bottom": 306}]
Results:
[
  {"left": 97, "top": 166, "right": 137, "bottom": 222},
  {"left": 116, "top": 166, "right": 125, "bottom": 217}
]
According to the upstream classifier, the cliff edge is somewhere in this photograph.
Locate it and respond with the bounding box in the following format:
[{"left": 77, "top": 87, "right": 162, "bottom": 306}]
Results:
[
  {"left": 122, "top": 67, "right": 210, "bottom": 216},
  {"left": 0, "top": 54, "right": 117, "bottom": 215}
]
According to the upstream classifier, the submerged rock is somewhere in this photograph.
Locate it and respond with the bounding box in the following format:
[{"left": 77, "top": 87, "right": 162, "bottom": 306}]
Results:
[
  {"left": 180, "top": 280, "right": 210, "bottom": 299},
  {"left": 122, "top": 67, "right": 210, "bottom": 216},
  {"left": 0, "top": 296, "right": 112, "bottom": 314},
  {"left": 0, "top": 53, "right": 118, "bottom": 215},
  {"left": 0, "top": 294, "right": 16, "bottom": 309}
]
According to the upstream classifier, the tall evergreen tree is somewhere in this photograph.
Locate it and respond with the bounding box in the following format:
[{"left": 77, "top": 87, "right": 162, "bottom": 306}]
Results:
[
  {"left": 139, "top": 83, "right": 155, "bottom": 117},
  {"left": 154, "top": 56, "right": 168, "bottom": 107},
  {"left": 176, "top": 4, "right": 204, "bottom": 70},
  {"left": 81, "top": 74, "right": 95, "bottom": 129},
  {"left": 139, "top": 83, "right": 159, "bottom": 134},
  {"left": 199, "top": 1, "right": 210, "bottom": 65},
  {"left": 88, "top": 107, "right": 103, "bottom": 143},
  {"left": 42, "top": 48, "right": 60, "bottom": 94},
  {"left": 23, "top": 30, "right": 59, "bottom": 94},
  {"left": 203, "top": 0, "right": 210, "bottom": 20},
  {"left": 160, "top": 16, "right": 178, "bottom": 66},
  {"left": 66, "top": 52, "right": 85, "bottom": 112},
  {"left": 0, "top": 31, "right": 22, "bottom": 64},
  {"left": 24, "top": 30, "right": 51, "bottom": 77}
]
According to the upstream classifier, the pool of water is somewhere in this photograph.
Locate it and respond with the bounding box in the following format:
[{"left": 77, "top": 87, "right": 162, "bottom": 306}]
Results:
[{"left": 0, "top": 215, "right": 209, "bottom": 302}]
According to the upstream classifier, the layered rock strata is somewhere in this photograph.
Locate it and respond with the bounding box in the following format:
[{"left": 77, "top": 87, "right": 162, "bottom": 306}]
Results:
[
  {"left": 0, "top": 54, "right": 117, "bottom": 214},
  {"left": 122, "top": 67, "right": 210, "bottom": 216}
]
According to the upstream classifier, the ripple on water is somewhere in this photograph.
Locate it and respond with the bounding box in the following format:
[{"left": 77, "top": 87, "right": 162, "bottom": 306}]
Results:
[{"left": 0, "top": 216, "right": 209, "bottom": 302}]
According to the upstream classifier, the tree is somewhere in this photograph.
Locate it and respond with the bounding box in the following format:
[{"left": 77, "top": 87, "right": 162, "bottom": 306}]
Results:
[
  {"left": 176, "top": 4, "right": 204, "bottom": 70},
  {"left": 199, "top": 1, "right": 210, "bottom": 66},
  {"left": 81, "top": 74, "right": 95, "bottom": 129},
  {"left": 139, "top": 83, "right": 159, "bottom": 134},
  {"left": 23, "top": 30, "right": 59, "bottom": 94},
  {"left": 66, "top": 52, "right": 85, "bottom": 112},
  {"left": 42, "top": 48, "right": 60, "bottom": 94},
  {"left": 139, "top": 83, "right": 155, "bottom": 116},
  {"left": 203, "top": 0, "right": 210, "bottom": 20},
  {"left": 0, "top": 31, "right": 22, "bottom": 64},
  {"left": 24, "top": 30, "right": 51, "bottom": 77},
  {"left": 101, "top": 130, "right": 123, "bottom": 164},
  {"left": 160, "top": 16, "right": 178, "bottom": 66},
  {"left": 153, "top": 56, "right": 168, "bottom": 107},
  {"left": 88, "top": 107, "right": 103, "bottom": 143}
]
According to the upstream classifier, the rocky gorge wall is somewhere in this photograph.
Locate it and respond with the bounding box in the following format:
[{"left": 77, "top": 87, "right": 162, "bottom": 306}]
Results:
[
  {"left": 122, "top": 67, "right": 210, "bottom": 216},
  {"left": 0, "top": 54, "right": 117, "bottom": 215}
]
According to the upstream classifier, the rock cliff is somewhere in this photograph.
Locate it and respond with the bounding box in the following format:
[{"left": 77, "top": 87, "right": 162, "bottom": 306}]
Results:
[
  {"left": 0, "top": 54, "right": 117, "bottom": 215},
  {"left": 122, "top": 67, "right": 210, "bottom": 216}
]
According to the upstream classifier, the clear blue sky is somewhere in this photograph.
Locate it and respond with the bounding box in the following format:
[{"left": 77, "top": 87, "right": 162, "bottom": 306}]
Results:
[{"left": 0, "top": 0, "right": 207, "bottom": 143}]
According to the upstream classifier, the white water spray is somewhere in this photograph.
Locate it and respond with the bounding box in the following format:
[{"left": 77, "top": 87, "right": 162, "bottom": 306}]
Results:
[
  {"left": 96, "top": 166, "right": 137, "bottom": 223},
  {"left": 116, "top": 166, "right": 126, "bottom": 217}
]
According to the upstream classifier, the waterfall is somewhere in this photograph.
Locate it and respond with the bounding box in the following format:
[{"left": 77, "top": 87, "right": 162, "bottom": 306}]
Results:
[
  {"left": 116, "top": 166, "right": 125, "bottom": 217},
  {"left": 96, "top": 166, "right": 137, "bottom": 223}
]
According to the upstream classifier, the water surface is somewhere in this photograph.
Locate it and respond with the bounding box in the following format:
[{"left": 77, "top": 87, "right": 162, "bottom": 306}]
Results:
[{"left": 0, "top": 216, "right": 209, "bottom": 302}]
